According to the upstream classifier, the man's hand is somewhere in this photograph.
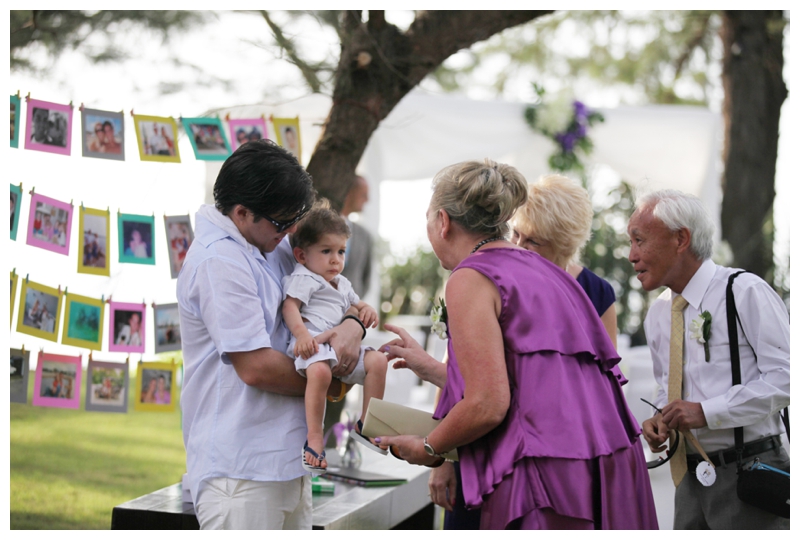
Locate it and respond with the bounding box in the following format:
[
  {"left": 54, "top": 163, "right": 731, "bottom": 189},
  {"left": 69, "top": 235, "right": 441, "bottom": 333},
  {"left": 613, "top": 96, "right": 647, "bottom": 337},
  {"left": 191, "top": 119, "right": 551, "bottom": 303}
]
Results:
[
  {"left": 642, "top": 413, "right": 669, "bottom": 453},
  {"left": 661, "top": 399, "right": 707, "bottom": 431},
  {"left": 327, "top": 318, "right": 362, "bottom": 378}
]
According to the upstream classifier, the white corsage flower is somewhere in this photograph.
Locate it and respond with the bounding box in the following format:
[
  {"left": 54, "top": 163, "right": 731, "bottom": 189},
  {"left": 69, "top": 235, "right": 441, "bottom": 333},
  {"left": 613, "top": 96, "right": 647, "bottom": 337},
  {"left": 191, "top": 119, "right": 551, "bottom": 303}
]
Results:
[
  {"left": 429, "top": 298, "right": 448, "bottom": 340},
  {"left": 689, "top": 311, "right": 712, "bottom": 362}
]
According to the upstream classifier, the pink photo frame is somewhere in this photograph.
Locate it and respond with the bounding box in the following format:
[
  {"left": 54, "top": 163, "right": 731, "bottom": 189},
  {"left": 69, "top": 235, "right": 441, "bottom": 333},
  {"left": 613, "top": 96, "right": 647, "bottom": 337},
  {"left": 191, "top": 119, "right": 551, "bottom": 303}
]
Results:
[
  {"left": 228, "top": 118, "right": 269, "bottom": 151},
  {"left": 26, "top": 192, "right": 74, "bottom": 256},
  {"left": 24, "top": 98, "right": 74, "bottom": 156},
  {"left": 32, "top": 351, "right": 82, "bottom": 409},
  {"left": 108, "top": 301, "right": 146, "bottom": 353}
]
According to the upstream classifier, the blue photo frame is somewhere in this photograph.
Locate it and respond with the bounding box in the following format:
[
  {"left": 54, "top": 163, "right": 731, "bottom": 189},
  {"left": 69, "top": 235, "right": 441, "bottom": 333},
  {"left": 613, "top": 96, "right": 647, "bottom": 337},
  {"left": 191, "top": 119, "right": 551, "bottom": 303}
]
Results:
[
  {"left": 181, "top": 117, "right": 231, "bottom": 161},
  {"left": 118, "top": 213, "right": 156, "bottom": 265}
]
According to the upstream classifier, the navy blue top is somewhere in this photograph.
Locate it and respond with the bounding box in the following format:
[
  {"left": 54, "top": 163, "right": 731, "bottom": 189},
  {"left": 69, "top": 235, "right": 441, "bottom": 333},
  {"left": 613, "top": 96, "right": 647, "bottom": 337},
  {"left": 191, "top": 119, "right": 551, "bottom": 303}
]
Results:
[{"left": 576, "top": 267, "right": 616, "bottom": 316}]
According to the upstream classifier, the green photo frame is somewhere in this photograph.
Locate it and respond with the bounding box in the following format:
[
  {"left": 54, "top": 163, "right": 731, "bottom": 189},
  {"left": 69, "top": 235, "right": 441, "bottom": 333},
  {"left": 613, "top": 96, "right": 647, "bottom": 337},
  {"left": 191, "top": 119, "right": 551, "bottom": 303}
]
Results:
[
  {"left": 10, "top": 183, "right": 22, "bottom": 240},
  {"left": 181, "top": 117, "right": 231, "bottom": 161},
  {"left": 61, "top": 291, "right": 105, "bottom": 350},
  {"left": 118, "top": 213, "right": 156, "bottom": 265},
  {"left": 11, "top": 95, "right": 21, "bottom": 148}
]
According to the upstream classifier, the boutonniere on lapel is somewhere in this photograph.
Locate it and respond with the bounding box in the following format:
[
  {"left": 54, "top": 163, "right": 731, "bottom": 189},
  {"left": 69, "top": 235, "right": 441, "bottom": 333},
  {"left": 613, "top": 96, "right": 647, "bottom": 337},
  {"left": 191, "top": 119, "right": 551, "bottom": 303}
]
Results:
[
  {"left": 689, "top": 310, "right": 712, "bottom": 362},
  {"left": 429, "top": 297, "right": 448, "bottom": 340}
]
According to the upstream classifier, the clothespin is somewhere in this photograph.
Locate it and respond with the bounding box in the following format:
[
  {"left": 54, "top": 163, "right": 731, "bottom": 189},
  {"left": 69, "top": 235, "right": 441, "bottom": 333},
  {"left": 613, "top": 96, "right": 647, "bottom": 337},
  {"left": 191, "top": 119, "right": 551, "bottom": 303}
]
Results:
[
  {"left": 267, "top": 114, "right": 272, "bottom": 122},
  {"left": 25, "top": 92, "right": 30, "bottom": 101},
  {"left": 142, "top": 298, "right": 146, "bottom": 307},
  {"left": 125, "top": 356, "right": 130, "bottom": 366},
  {"left": 106, "top": 295, "right": 112, "bottom": 304},
  {"left": 18, "top": 182, "right": 22, "bottom": 192},
  {"left": 70, "top": 199, "right": 73, "bottom": 207},
  {"left": 81, "top": 202, "right": 84, "bottom": 211},
  {"left": 58, "top": 285, "right": 61, "bottom": 295},
  {"left": 106, "top": 207, "right": 110, "bottom": 215},
  {"left": 151, "top": 301, "right": 156, "bottom": 309},
  {"left": 69, "top": 101, "right": 74, "bottom": 109},
  {"left": 130, "top": 109, "right": 135, "bottom": 117},
  {"left": 63, "top": 287, "right": 68, "bottom": 297},
  {"left": 25, "top": 274, "right": 29, "bottom": 284},
  {"left": 15, "top": 90, "right": 20, "bottom": 98},
  {"left": 79, "top": 103, "right": 84, "bottom": 112},
  {"left": 89, "top": 351, "right": 93, "bottom": 361},
  {"left": 101, "top": 294, "right": 104, "bottom": 303},
  {"left": 29, "top": 186, "right": 35, "bottom": 196},
  {"left": 20, "top": 344, "right": 25, "bottom": 353},
  {"left": 11, "top": 268, "right": 15, "bottom": 278},
  {"left": 224, "top": 112, "right": 230, "bottom": 121}
]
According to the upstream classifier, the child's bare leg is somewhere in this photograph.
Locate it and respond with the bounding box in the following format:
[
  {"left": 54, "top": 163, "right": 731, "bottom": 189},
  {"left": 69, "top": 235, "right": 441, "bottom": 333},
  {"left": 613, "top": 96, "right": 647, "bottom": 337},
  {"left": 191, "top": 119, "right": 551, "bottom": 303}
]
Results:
[
  {"left": 304, "top": 361, "right": 332, "bottom": 468},
  {"left": 360, "top": 350, "right": 387, "bottom": 424}
]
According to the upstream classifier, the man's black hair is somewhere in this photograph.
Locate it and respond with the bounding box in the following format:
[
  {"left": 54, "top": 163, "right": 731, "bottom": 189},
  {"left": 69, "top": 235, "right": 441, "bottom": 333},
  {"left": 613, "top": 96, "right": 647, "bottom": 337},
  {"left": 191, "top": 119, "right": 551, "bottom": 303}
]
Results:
[{"left": 213, "top": 139, "right": 315, "bottom": 221}]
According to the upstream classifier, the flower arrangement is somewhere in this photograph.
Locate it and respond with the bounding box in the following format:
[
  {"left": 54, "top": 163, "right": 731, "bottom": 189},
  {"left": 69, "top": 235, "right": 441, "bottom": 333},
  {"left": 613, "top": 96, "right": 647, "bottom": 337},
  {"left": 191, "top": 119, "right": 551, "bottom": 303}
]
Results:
[
  {"left": 524, "top": 85, "right": 604, "bottom": 173},
  {"left": 689, "top": 310, "right": 712, "bottom": 362},
  {"left": 429, "top": 297, "right": 448, "bottom": 340}
]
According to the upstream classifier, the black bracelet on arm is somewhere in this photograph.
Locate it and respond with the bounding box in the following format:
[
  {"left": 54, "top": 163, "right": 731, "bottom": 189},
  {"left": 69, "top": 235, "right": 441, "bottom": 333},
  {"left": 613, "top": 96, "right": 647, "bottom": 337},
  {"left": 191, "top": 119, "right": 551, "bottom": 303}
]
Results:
[{"left": 341, "top": 314, "right": 367, "bottom": 340}]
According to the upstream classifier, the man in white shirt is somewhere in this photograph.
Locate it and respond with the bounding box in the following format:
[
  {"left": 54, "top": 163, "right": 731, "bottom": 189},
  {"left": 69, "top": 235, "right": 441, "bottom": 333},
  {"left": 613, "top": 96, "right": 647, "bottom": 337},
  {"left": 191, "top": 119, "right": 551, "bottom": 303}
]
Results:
[
  {"left": 177, "top": 140, "right": 363, "bottom": 530},
  {"left": 627, "top": 189, "right": 789, "bottom": 529}
]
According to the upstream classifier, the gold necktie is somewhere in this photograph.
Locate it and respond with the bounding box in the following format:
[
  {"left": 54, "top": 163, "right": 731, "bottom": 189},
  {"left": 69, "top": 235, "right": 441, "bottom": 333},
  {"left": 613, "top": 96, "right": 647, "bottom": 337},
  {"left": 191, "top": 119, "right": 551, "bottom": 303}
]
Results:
[{"left": 668, "top": 294, "right": 689, "bottom": 486}]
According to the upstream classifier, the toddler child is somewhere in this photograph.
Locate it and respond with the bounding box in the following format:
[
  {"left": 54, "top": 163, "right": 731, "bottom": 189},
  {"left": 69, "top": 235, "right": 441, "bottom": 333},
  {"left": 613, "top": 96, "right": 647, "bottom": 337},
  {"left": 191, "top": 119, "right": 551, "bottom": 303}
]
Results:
[{"left": 282, "top": 202, "right": 388, "bottom": 472}]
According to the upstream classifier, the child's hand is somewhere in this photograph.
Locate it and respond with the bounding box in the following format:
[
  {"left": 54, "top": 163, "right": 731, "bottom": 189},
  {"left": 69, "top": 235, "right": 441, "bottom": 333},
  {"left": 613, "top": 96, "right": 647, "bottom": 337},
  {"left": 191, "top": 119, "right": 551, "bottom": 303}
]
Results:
[
  {"left": 294, "top": 334, "right": 318, "bottom": 359},
  {"left": 358, "top": 304, "right": 378, "bottom": 328}
]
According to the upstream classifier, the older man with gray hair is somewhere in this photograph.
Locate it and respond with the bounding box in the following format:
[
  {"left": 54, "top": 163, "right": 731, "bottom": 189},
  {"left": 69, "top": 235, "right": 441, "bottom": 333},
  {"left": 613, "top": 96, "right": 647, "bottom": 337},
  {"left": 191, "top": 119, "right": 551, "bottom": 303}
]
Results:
[{"left": 627, "top": 189, "right": 789, "bottom": 529}]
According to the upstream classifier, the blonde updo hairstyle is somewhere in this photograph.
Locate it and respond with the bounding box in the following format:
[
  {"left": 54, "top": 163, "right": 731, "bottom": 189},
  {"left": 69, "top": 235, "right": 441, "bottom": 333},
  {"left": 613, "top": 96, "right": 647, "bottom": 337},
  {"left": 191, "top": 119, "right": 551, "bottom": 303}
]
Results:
[
  {"left": 430, "top": 159, "right": 528, "bottom": 239},
  {"left": 512, "top": 174, "right": 593, "bottom": 269}
]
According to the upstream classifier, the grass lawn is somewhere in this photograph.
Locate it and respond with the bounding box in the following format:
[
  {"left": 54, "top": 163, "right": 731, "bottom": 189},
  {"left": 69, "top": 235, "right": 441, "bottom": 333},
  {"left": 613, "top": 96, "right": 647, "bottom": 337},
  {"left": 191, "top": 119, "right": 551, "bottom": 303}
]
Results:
[{"left": 10, "top": 369, "right": 186, "bottom": 529}]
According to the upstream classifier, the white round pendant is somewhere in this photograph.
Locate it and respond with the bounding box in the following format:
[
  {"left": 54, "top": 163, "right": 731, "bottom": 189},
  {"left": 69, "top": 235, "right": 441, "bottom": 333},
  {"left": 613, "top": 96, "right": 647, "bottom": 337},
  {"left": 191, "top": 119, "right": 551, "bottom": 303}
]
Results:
[{"left": 695, "top": 461, "right": 716, "bottom": 487}]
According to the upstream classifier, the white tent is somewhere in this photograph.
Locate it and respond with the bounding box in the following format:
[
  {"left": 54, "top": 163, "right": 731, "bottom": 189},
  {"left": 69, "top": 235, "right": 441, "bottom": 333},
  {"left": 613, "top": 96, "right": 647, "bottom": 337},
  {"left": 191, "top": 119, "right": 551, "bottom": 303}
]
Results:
[{"left": 211, "top": 91, "right": 723, "bottom": 306}]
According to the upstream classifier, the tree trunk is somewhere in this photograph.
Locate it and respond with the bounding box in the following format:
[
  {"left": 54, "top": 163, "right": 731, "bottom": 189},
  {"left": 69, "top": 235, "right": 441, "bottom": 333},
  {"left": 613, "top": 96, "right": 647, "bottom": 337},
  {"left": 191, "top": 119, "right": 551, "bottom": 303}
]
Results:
[
  {"left": 720, "top": 11, "right": 786, "bottom": 282},
  {"left": 306, "top": 10, "right": 552, "bottom": 210}
]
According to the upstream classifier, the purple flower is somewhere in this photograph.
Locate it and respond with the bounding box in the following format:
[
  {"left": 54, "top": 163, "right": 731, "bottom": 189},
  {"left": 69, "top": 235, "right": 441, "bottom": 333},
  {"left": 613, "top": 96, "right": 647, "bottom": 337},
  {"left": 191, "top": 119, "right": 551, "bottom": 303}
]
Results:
[
  {"left": 575, "top": 124, "right": 587, "bottom": 138},
  {"left": 573, "top": 100, "right": 588, "bottom": 120},
  {"left": 556, "top": 132, "right": 577, "bottom": 152}
]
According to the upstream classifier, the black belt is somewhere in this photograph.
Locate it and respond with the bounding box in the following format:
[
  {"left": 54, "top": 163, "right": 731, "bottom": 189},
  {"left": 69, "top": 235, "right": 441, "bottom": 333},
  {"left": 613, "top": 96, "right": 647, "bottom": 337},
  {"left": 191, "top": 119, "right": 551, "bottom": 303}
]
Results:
[{"left": 686, "top": 435, "right": 782, "bottom": 470}]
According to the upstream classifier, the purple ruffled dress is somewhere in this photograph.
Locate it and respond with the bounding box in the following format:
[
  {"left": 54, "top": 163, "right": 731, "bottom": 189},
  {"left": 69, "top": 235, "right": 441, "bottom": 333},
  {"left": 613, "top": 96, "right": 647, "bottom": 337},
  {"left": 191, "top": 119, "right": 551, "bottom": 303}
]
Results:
[{"left": 433, "top": 249, "right": 658, "bottom": 530}]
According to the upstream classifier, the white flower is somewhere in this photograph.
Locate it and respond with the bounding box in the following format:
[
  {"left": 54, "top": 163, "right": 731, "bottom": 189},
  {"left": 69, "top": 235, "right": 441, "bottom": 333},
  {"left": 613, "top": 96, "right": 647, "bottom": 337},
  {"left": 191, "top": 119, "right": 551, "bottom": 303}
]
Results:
[
  {"left": 689, "top": 317, "right": 706, "bottom": 344},
  {"left": 535, "top": 89, "right": 574, "bottom": 135},
  {"left": 431, "top": 321, "right": 447, "bottom": 340}
]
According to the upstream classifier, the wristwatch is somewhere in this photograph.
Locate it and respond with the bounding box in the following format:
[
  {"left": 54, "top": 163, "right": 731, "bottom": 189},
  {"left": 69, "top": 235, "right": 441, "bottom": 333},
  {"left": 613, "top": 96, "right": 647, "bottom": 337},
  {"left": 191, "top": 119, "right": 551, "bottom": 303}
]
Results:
[{"left": 423, "top": 436, "right": 446, "bottom": 458}]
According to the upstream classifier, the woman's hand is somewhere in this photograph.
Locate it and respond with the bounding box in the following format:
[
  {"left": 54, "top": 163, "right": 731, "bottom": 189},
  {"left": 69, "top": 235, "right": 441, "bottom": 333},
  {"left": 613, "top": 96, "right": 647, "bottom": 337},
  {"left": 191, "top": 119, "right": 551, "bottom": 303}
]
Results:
[
  {"left": 429, "top": 461, "right": 457, "bottom": 511},
  {"left": 380, "top": 324, "right": 447, "bottom": 387},
  {"left": 373, "top": 434, "right": 440, "bottom": 466}
]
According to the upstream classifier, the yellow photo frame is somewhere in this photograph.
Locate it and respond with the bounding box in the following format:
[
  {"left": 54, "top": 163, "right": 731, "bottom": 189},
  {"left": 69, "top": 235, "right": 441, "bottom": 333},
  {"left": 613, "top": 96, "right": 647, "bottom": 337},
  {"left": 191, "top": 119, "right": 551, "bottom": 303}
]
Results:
[
  {"left": 61, "top": 292, "right": 105, "bottom": 350},
  {"left": 10, "top": 271, "right": 19, "bottom": 327},
  {"left": 16, "top": 279, "right": 63, "bottom": 342},
  {"left": 77, "top": 206, "right": 111, "bottom": 276},
  {"left": 272, "top": 116, "right": 301, "bottom": 161},
  {"left": 133, "top": 114, "right": 181, "bottom": 163},
  {"left": 134, "top": 361, "right": 178, "bottom": 412}
]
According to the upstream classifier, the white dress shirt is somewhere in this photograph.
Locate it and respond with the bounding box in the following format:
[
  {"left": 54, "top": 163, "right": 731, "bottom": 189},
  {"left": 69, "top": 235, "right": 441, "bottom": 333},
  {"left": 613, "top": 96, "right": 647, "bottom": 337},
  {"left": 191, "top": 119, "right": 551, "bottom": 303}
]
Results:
[
  {"left": 643, "top": 259, "right": 790, "bottom": 453},
  {"left": 177, "top": 205, "right": 307, "bottom": 504}
]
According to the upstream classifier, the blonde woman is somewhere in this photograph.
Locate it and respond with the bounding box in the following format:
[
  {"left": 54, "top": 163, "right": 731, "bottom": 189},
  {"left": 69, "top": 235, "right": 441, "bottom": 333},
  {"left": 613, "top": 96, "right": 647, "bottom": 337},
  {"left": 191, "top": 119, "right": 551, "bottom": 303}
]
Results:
[
  {"left": 512, "top": 174, "right": 617, "bottom": 347},
  {"left": 378, "top": 160, "right": 656, "bottom": 529}
]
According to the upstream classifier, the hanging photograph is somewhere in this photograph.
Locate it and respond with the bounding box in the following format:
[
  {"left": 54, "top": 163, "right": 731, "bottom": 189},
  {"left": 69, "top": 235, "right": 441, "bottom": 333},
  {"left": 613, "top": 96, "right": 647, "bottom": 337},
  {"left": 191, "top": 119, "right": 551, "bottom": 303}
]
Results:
[
  {"left": 11, "top": 95, "right": 21, "bottom": 148},
  {"left": 61, "top": 292, "right": 105, "bottom": 350},
  {"left": 32, "top": 351, "right": 81, "bottom": 409},
  {"left": 164, "top": 214, "right": 194, "bottom": 279},
  {"left": 134, "top": 361, "right": 177, "bottom": 412},
  {"left": 26, "top": 192, "right": 73, "bottom": 254},
  {"left": 81, "top": 107, "right": 124, "bottom": 161},
  {"left": 153, "top": 303, "right": 181, "bottom": 353},
  {"left": 85, "top": 359, "right": 128, "bottom": 413},
  {"left": 108, "top": 301, "right": 146, "bottom": 354},
  {"left": 133, "top": 114, "right": 181, "bottom": 163},
  {"left": 272, "top": 116, "right": 301, "bottom": 160},
  {"left": 11, "top": 347, "right": 30, "bottom": 404},
  {"left": 77, "top": 206, "right": 111, "bottom": 276},
  {"left": 10, "top": 271, "right": 19, "bottom": 326},
  {"left": 26, "top": 192, "right": 74, "bottom": 256},
  {"left": 181, "top": 117, "right": 231, "bottom": 161},
  {"left": 24, "top": 98, "right": 73, "bottom": 156},
  {"left": 10, "top": 183, "right": 22, "bottom": 240},
  {"left": 228, "top": 117, "right": 268, "bottom": 151},
  {"left": 118, "top": 212, "right": 156, "bottom": 265},
  {"left": 16, "top": 279, "right": 63, "bottom": 342}
]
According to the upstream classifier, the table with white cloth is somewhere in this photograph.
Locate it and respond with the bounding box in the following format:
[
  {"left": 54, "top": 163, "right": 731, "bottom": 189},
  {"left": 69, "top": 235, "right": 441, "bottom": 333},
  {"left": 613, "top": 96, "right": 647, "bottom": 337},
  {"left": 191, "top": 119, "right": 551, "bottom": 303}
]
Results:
[{"left": 110, "top": 450, "right": 434, "bottom": 530}]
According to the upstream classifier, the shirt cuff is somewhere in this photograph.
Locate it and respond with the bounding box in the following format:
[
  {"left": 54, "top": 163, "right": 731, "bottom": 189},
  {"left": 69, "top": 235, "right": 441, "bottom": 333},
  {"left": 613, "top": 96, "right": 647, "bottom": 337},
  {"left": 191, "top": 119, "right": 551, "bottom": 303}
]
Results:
[{"left": 701, "top": 395, "right": 731, "bottom": 430}]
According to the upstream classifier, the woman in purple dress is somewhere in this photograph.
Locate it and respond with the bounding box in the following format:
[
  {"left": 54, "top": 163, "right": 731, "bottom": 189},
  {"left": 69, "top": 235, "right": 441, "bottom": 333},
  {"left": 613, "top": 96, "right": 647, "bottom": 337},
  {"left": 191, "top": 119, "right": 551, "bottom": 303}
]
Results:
[{"left": 378, "top": 159, "right": 657, "bottom": 529}]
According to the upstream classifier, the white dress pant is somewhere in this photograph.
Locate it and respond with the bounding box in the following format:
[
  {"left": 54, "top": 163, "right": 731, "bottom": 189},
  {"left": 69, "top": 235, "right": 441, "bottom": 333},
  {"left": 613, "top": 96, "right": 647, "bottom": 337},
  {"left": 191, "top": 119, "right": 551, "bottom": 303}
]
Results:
[{"left": 194, "top": 475, "right": 312, "bottom": 530}]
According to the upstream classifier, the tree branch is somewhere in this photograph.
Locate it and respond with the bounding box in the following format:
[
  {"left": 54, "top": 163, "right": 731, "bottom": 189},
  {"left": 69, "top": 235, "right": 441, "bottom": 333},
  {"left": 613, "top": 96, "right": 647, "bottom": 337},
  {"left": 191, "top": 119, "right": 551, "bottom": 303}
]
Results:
[
  {"left": 260, "top": 10, "right": 323, "bottom": 93},
  {"left": 673, "top": 13, "right": 711, "bottom": 80}
]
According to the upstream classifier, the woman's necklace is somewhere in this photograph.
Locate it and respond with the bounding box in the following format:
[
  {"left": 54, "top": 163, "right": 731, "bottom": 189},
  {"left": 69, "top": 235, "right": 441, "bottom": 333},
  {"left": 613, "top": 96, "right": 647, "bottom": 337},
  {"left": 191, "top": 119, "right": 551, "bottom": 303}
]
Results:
[{"left": 471, "top": 236, "right": 504, "bottom": 254}]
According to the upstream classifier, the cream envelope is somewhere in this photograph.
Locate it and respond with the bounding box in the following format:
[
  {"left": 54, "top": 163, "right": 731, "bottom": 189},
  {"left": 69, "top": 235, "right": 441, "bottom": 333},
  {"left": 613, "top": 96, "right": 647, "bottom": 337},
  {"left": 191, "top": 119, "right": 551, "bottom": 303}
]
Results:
[{"left": 361, "top": 398, "right": 458, "bottom": 461}]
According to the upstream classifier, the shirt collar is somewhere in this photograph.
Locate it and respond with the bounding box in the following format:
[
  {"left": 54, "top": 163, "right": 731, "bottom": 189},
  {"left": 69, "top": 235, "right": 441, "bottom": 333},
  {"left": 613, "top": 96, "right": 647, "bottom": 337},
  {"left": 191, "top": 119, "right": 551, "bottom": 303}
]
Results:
[
  {"left": 195, "top": 204, "right": 262, "bottom": 258},
  {"left": 292, "top": 262, "right": 340, "bottom": 288},
  {"left": 678, "top": 258, "right": 716, "bottom": 310}
]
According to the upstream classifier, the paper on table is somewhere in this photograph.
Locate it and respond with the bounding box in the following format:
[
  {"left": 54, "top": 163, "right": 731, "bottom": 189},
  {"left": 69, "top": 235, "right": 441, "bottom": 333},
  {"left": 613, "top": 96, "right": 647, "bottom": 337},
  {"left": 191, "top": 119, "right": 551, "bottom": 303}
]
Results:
[{"left": 361, "top": 398, "right": 458, "bottom": 461}]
